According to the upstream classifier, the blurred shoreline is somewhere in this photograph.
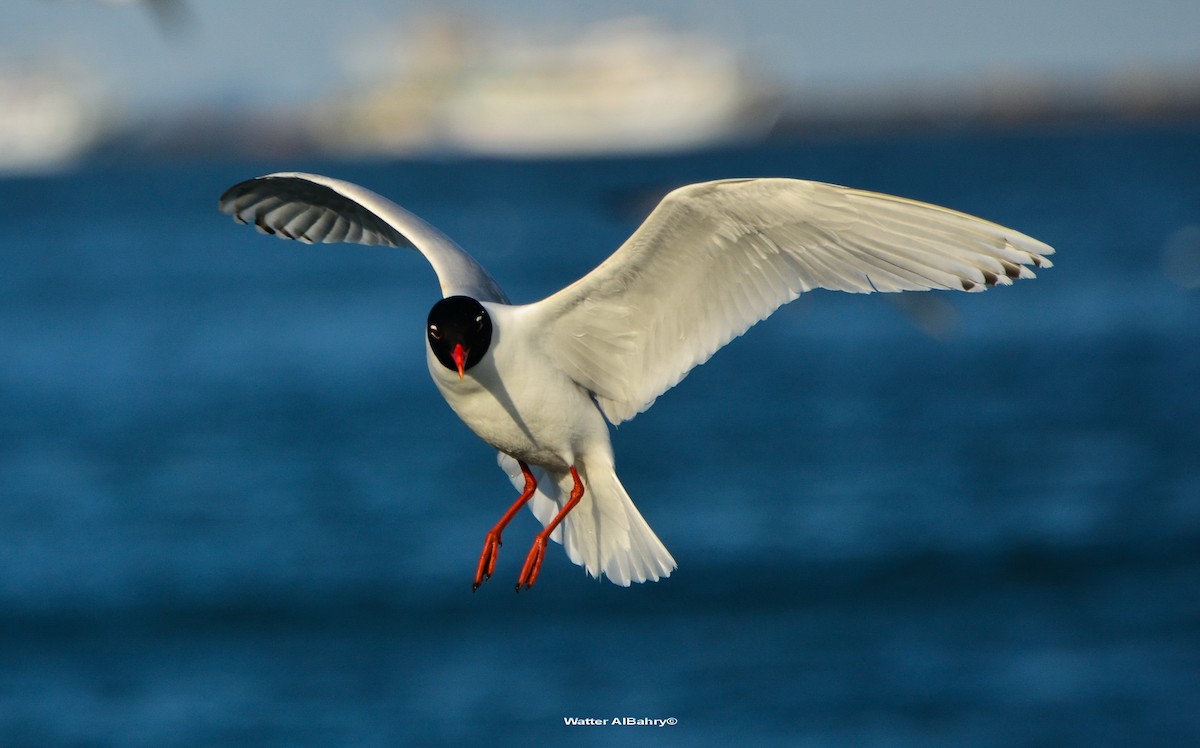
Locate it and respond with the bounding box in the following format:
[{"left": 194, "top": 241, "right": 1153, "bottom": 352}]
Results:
[
  {"left": 770, "top": 69, "right": 1200, "bottom": 138},
  {"left": 2, "top": 13, "right": 1198, "bottom": 173},
  {"left": 95, "top": 74, "right": 1200, "bottom": 163}
]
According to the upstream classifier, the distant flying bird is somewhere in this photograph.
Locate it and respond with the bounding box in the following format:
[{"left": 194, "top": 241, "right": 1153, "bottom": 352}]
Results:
[
  {"left": 219, "top": 173, "right": 1054, "bottom": 590},
  {"left": 78, "top": 0, "right": 191, "bottom": 37}
]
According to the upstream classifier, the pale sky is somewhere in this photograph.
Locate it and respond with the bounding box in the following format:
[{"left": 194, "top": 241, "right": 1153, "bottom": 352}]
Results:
[{"left": 3, "top": 0, "right": 1199, "bottom": 112}]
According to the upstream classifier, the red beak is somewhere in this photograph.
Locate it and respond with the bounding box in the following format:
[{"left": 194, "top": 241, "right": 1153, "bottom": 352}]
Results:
[{"left": 452, "top": 343, "right": 467, "bottom": 380}]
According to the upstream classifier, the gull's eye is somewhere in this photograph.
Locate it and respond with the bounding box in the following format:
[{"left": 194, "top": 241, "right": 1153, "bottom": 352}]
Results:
[
  {"left": 475, "top": 314, "right": 485, "bottom": 330},
  {"left": 429, "top": 325, "right": 441, "bottom": 340}
]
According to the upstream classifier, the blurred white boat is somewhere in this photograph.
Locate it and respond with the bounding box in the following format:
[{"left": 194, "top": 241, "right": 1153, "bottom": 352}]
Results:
[
  {"left": 0, "top": 67, "right": 108, "bottom": 174},
  {"left": 310, "top": 16, "right": 779, "bottom": 157}
]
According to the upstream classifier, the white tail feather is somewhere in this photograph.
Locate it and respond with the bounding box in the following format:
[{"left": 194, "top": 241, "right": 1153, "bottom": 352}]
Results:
[{"left": 497, "top": 453, "right": 676, "bottom": 585}]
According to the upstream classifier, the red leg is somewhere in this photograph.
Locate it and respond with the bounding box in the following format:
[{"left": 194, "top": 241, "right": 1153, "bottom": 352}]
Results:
[
  {"left": 473, "top": 461, "right": 537, "bottom": 591},
  {"left": 516, "top": 466, "right": 584, "bottom": 592}
]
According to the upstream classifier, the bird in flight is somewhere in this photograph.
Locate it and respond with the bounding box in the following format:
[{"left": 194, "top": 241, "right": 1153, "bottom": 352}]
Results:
[
  {"left": 219, "top": 173, "right": 1054, "bottom": 591},
  {"left": 75, "top": 0, "right": 192, "bottom": 37}
]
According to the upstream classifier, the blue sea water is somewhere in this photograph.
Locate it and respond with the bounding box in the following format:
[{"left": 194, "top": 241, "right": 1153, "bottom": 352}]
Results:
[{"left": 2, "top": 122, "right": 1199, "bottom": 747}]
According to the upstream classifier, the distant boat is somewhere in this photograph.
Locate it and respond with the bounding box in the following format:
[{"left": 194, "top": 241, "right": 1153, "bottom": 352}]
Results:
[
  {"left": 0, "top": 67, "right": 108, "bottom": 174},
  {"left": 309, "top": 15, "right": 779, "bottom": 158}
]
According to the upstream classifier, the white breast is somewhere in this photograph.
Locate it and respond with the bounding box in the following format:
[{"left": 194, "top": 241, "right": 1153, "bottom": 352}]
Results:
[{"left": 426, "top": 303, "right": 612, "bottom": 471}]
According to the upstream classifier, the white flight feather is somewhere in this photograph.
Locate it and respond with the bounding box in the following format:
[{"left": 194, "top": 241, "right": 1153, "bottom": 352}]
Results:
[{"left": 528, "top": 178, "right": 1054, "bottom": 425}]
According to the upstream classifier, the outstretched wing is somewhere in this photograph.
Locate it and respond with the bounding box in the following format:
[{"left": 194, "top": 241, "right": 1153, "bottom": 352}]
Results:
[
  {"left": 530, "top": 178, "right": 1055, "bottom": 424},
  {"left": 219, "top": 172, "right": 508, "bottom": 303}
]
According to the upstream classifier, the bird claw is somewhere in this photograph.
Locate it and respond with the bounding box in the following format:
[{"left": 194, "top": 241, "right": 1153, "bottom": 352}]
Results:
[
  {"left": 472, "top": 461, "right": 539, "bottom": 592},
  {"left": 516, "top": 537, "right": 547, "bottom": 592},
  {"left": 473, "top": 532, "right": 502, "bottom": 591}
]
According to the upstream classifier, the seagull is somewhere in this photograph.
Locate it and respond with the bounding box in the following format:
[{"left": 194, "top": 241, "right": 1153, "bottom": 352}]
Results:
[{"left": 219, "top": 173, "right": 1054, "bottom": 591}]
